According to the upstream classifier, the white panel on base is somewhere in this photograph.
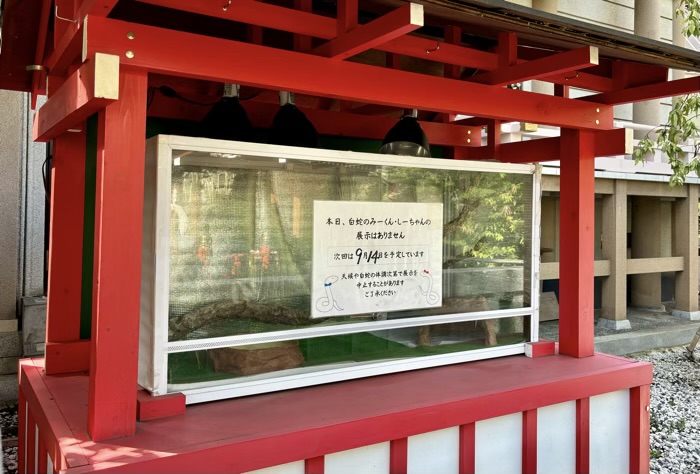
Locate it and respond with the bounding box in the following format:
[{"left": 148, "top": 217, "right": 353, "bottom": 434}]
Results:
[
  {"left": 47, "top": 453, "right": 53, "bottom": 474},
  {"left": 590, "top": 389, "right": 630, "bottom": 474},
  {"left": 475, "top": 413, "right": 522, "bottom": 474},
  {"left": 407, "top": 427, "right": 459, "bottom": 474},
  {"left": 243, "top": 460, "right": 305, "bottom": 474},
  {"left": 537, "top": 401, "right": 576, "bottom": 474},
  {"left": 325, "top": 442, "right": 390, "bottom": 474}
]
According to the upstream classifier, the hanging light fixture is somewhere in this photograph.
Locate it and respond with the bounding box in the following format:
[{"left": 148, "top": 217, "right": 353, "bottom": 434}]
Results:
[
  {"left": 268, "top": 91, "right": 320, "bottom": 148},
  {"left": 379, "top": 109, "right": 431, "bottom": 157},
  {"left": 200, "top": 83, "right": 254, "bottom": 142}
]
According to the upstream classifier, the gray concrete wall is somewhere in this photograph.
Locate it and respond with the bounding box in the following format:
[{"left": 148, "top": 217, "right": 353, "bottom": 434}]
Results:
[
  {"left": 0, "top": 90, "right": 24, "bottom": 322},
  {"left": 0, "top": 91, "right": 46, "bottom": 316},
  {"left": 21, "top": 95, "right": 47, "bottom": 299}
]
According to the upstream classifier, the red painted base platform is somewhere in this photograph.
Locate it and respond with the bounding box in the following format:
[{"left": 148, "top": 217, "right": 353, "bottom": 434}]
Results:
[{"left": 19, "top": 353, "right": 652, "bottom": 474}]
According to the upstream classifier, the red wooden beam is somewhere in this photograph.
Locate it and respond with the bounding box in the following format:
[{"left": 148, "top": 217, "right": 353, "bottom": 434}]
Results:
[
  {"left": 138, "top": 0, "right": 333, "bottom": 39},
  {"left": 46, "top": 22, "right": 83, "bottom": 78},
  {"left": 522, "top": 409, "right": 537, "bottom": 474},
  {"left": 459, "top": 423, "right": 476, "bottom": 474},
  {"left": 594, "top": 127, "right": 631, "bottom": 156},
  {"left": 84, "top": 16, "right": 612, "bottom": 130},
  {"left": 246, "top": 101, "right": 481, "bottom": 146},
  {"left": 88, "top": 69, "right": 148, "bottom": 441},
  {"left": 305, "top": 456, "right": 325, "bottom": 474},
  {"left": 313, "top": 3, "right": 423, "bottom": 60},
  {"left": 630, "top": 385, "right": 651, "bottom": 474},
  {"left": 470, "top": 46, "right": 598, "bottom": 87},
  {"left": 135, "top": 0, "right": 499, "bottom": 71},
  {"left": 576, "top": 397, "right": 591, "bottom": 473},
  {"left": 443, "top": 26, "right": 461, "bottom": 81},
  {"left": 293, "top": 0, "right": 313, "bottom": 52},
  {"left": 54, "top": 0, "right": 78, "bottom": 48},
  {"left": 382, "top": 34, "right": 497, "bottom": 71},
  {"left": 44, "top": 341, "right": 91, "bottom": 375},
  {"left": 34, "top": 53, "right": 119, "bottom": 142},
  {"left": 454, "top": 127, "right": 627, "bottom": 163},
  {"left": 497, "top": 31, "right": 517, "bottom": 68},
  {"left": 45, "top": 130, "right": 86, "bottom": 373},
  {"left": 77, "top": 0, "right": 120, "bottom": 19},
  {"left": 390, "top": 438, "right": 408, "bottom": 474},
  {"left": 544, "top": 70, "right": 614, "bottom": 93},
  {"left": 337, "top": 0, "right": 358, "bottom": 35},
  {"left": 18, "top": 387, "right": 27, "bottom": 474},
  {"left": 30, "top": 0, "right": 52, "bottom": 108},
  {"left": 559, "top": 129, "right": 596, "bottom": 358},
  {"left": 612, "top": 61, "right": 668, "bottom": 90},
  {"left": 136, "top": 390, "right": 186, "bottom": 421},
  {"left": 45, "top": 0, "right": 116, "bottom": 91},
  {"left": 582, "top": 75, "right": 700, "bottom": 105},
  {"left": 19, "top": 361, "right": 76, "bottom": 473}
]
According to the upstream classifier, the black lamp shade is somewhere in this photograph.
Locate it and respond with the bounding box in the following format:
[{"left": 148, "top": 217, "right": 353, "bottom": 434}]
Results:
[
  {"left": 380, "top": 115, "right": 431, "bottom": 157},
  {"left": 268, "top": 103, "right": 320, "bottom": 148},
  {"left": 200, "top": 97, "right": 254, "bottom": 142}
]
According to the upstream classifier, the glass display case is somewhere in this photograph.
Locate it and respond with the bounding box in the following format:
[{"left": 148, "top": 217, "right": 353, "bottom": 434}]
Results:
[{"left": 140, "top": 135, "right": 541, "bottom": 403}]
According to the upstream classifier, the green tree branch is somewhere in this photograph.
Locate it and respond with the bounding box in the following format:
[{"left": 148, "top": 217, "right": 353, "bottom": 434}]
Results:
[{"left": 633, "top": 1, "right": 700, "bottom": 186}]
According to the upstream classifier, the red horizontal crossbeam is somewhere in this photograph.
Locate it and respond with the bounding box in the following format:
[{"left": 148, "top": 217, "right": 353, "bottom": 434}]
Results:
[
  {"left": 470, "top": 46, "right": 598, "bottom": 87},
  {"left": 313, "top": 3, "right": 423, "bottom": 60},
  {"left": 84, "top": 16, "right": 612, "bottom": 130},
  {"left": 541, "top": 70, "right": 614, "bottom": 93},
  {"left": 133, "top": 0, "right": 622, "bottom": 91},
  {"left": 456, "top": 128, "right": 628, "bottom": 162},
  {"left": 135, "top": 0, "right": 499, "bottom": 70},
  {"left": 77, "top": 0, "right": 119, "bottom": 20},
  {"left": 582, "top": 75, "right": 700, "bottom": 105},
  {"left": 380, "top": 34, "right": 497, "bottom": 71},
  {"left": 245, "top": 101, "right": 482, "bottom": 146},
  {"left": 34, "top": 53, "right": 119, "bottom": 142},
  {"left": 45, "top": 23, "right": 83, "bottom": 78}
]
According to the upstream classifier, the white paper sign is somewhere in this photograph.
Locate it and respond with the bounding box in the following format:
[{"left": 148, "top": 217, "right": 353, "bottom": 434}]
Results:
[{"left": 311, "top": 201, "right": 443, "bottom": 318}]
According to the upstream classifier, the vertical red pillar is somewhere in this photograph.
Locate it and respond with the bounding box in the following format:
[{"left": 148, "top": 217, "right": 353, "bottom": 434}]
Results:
[
  {"left": 558, "top": 128, "right": 595, "bottom": 358},
  {"left": 18, "top": 387, "right": 26, "bottom": 474},
  {"left": 522, "top": 409, "right": 537, "bottom": 474},
  {"left": 45, "top": 131, "right": 86, "bottom": 375},
  {"left": 630, "top": 385, "right": 651, "bottom": 474},
  {"left": 576, "top": 397, "right": 590, "bottom": 474},
  {"left": 88, "top": 70, "right": 147, "bottom": 441},
  {"left": 458, "top": 423, "right": 475, "bottom": 474}
]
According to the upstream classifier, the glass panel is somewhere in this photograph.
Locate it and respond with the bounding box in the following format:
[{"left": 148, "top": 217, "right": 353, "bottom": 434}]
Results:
[
  {"left": 167, "top": 316, "right": 527, "bottom": 387},
  {"left": 168, "top": 151, "right": 533, "bottom": 342}
]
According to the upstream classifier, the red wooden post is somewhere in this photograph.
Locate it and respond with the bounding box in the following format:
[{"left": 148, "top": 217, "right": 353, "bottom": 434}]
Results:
[
  {"left": 576, "top": 397, "right": 590, "bottom": 474},
  {"left": 390, "top": 438, "right": 408, "bottom": 474},
  {"left": 45, "top": 130, "right": 87, "bottom": 375},
  {"left": 18, "top": 387, "right": 26, "bottom": 474},
  {"left": 37, "top": 434, "right": 47, "bottom": 474},
  {"left": 305, "top": 456, "right": 325, "bottom": 474},
  {"left": 630, "top": 385, "right": 651, "bottom": 474},
  {"left": 27, "top": 410, "right": 36, "bottom": 474},
  {"left": 522, "top": 409, "right": 537, "bottom": 474},
  {"left": 88, "top": 69, "right": 147, "bottom": 441},
  {"left": 458, "top": 423, "right": 475, "bottom": 474},
  {"left": 558, "top": 128, "right": 596, "bottom": 357}
]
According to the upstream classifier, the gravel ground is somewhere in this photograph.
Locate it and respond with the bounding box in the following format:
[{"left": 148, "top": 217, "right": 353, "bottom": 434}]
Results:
[
  {"left": 629, "top": 347, "right": 700, "bottom": 474},
  {"left": 1, "top": 401, "right": 18, "bottom": 474},
  {"left": 0, "top": 348, "right": 696, "bottom": 474}
]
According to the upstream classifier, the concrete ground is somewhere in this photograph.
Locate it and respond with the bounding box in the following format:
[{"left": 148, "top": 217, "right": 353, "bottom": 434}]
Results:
[{"left": 539, "top": 306, "right": 700, "bottom": 356}]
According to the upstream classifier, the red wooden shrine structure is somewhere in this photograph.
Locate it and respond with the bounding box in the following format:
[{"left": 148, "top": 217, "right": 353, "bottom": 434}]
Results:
[{"left": 3, "top": 0, "right": 700, "bottom": 472}]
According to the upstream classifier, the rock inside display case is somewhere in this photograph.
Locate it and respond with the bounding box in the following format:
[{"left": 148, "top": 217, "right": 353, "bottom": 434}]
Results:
[{"left": 139, "top": 136, "right": 541, "bottom": 404}]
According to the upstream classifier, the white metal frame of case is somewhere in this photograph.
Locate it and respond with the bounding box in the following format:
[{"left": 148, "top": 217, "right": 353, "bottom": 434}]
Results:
[{"left": 140, "top": 135, "right": 542, "bottom": 404}]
